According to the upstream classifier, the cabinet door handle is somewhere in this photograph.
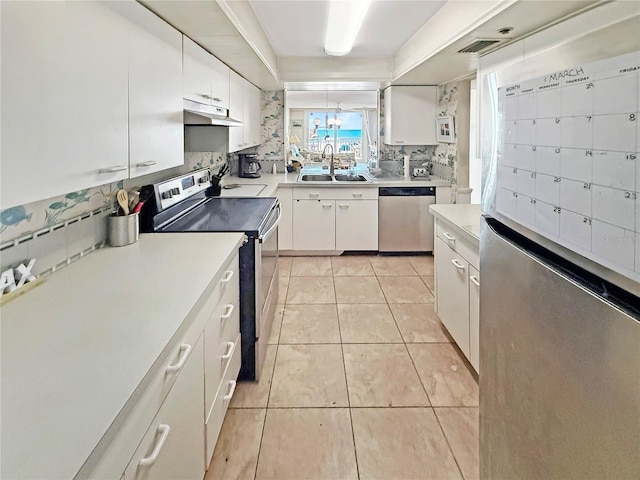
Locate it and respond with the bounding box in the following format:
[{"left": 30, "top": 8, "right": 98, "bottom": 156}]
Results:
[
  {"left": 395, "top": 140, "right": 405, "bottom": 144},
  {"left": 221, "top": 341, "right": 235, "bottom": 360},
  {"left": 137, "top": 161, "right": 158, "bottom": 167},
  {"left": 338, "top": 203, "right": 349, "bottom": 208},
  {"left": 212, "top": 97, "right": 222, "bottom": 102},
  {"left": 138, "top": 424, "right": 170, "bottom": 468},
  {"left": 166, "top": 344, "right": 192, "bottom": 373},
  {"left": 352, "top": 192, "right": 363, "bottom": 198},
  {"left": 309, "top": 192, "right": 319, "bottom": 198},
  {"left": 221, "top": 304, "right": 234, "bottom": 322},
  {"left": 98, "top": 166, "right": 127, "bottom": 174},
  {"left": 451, "top": 259, "right": 465, "bottom": 270},
  {"left": 322, "top": 203, "right": 332, "bottom": 208},
  {"left": 443, "top": 232, "right": 456, "bottom": 242},
  {"left": 201, "top": 94, "right": 212, "bottom": 99},
  {"left": 220, "top": 270, "right": 234, "bottom": 284},
  {"left": 223, "top": 380, "right": 237, "bottom": 402},
  {"left": 470, "top": 275, "right": 480, "bottom": 287}
]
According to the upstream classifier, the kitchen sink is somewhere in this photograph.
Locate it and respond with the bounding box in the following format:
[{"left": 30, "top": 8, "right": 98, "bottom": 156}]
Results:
[
  {"left": 333, "top": 174, "right": 368, "bottom": 182},
  {"left": 299, "top": 174, "right": 333, "bottom": 182},
  {"left": 297, "top": 172, "right": 372, "bottom": 183}
]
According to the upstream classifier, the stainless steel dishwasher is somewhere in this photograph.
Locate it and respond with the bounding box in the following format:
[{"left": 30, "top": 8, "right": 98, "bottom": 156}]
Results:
[{"left": 378, "top": 187, "right": 436, "bottom": 252}]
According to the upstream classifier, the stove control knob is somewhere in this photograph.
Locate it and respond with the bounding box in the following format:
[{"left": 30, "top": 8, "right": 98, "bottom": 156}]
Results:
[
  {"left": 161, "top": 191, "right": 172, "bottom": 199},
  {"left": 172, "top": 188, "right": 180, "bottom": 195}
]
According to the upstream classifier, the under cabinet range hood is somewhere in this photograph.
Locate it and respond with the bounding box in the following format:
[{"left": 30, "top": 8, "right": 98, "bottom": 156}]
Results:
[{"left": 183, "top": 99, "right": 243, "bottom": 127}]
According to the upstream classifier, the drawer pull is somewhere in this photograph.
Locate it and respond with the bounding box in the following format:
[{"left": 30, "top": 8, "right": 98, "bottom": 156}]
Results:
[
  {"left": 451, "top": 259, "right": 465, "bottom": 270},
  {"left": 352, "top": 192, "right": 363, "bottom": 198},
  {"left": 443, "top": 232, "right": 456, "bottom": 242},
  {"left": 221, "top": 304, "right": 235, "bottom": 322},
  {"left": 98, "top": 165, "right": 127, "bottom": 174},
  {"left": 221, "top": 341, "right": 236, "bottom": 360},
  {"left": 338, "top": 203, "right": 349, "bottom": 208},
  {"left": 138, "top": 424, "right": 170, "bottom": 468},
  {"left": 322, "top": 203, "right": 332, "bottom": 208},
  {"left": 136, "top": 161, "right": 158, "bottom": 167},
  {"left": 470, "top": 275, "right": 480, "bottom": 287},
  {"left": 223, "top": 380, "right": 237, "bottom": 402},
  {"left": 220, "top": 270, "right": 234, "bottom": 284},
  {"left": 166, "top": 344, "right": 192, "bottom": 374},
  {"left": 309, "top": 192, "right": 320, "bottom": 198}
]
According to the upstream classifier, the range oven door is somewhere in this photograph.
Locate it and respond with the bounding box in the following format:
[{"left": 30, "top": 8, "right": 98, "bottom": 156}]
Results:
[{"left": 254, "top": 202, "right": 281, "bottom": 379}]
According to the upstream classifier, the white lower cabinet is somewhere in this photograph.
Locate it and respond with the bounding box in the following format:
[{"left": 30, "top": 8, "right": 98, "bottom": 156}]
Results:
[
  {"left": 434, "top": 218, "right": 480, "bottom": 372},
  {"left": 469, "top": 265, "right": 480, "bottom": 373},
  {"left": 291, "top": 187, "right": 379, "bottom": 251},
  {"left": 124, "top": 336, "right": 205, "bottom": 480},
  {"left": 205, "top": 332, "right": 242, "bottom": 466},
  {"left": 89, "top": 251, "right": 240, "bottom": 480},
  {"left": 293, "top": 200, "right": 336, "bottom": 250},
  {"left": 277, "top": 188, "right": 294, "bottom": 250},
  {"left": 203, "top": 254, "right": 241, "bottom": 467},
  {"left": 335, "top": 200, "right": 378, "bottom": 251},
  {"left": 435, "top": 237, "right": 470, "bottom": 358}
]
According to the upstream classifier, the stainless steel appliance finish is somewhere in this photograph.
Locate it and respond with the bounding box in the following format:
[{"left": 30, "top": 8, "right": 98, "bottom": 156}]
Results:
[
  {"left": 139, "top": 170, "right": 279, "bottom": 381},
  {"left": 183, "top": 98, "right": 242, "bottom": 126},
  {"left": 378, "top": 187, "right": 435, "bottom": 252},
  {"left": 480, "top": 217, "right": 640, "bottom": 479}
]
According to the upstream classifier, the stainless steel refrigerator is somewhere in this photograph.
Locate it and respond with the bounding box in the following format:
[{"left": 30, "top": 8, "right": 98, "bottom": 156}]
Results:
[{"left": 479, "top": 13, "right": 640, "bottom": 479}]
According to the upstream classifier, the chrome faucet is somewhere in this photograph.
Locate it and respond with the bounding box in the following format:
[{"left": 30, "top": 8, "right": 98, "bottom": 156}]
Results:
[{"left": 322, "top": 144, "right": 335, "bottom": 176}]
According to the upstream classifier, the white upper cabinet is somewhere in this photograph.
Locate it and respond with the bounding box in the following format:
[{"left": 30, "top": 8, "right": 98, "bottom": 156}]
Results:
[
  {"left": 183, "top": 36, "right": 230, "bottom": 110},
  {"left": 120, "top": 2, "right": 184, "bottom": 178},
  {"left": 1, "top": 1, "right": 129, "bottom": 209},
  {"left": 228, "top": 71, "right": 262, "bottom": 153},
  {"left": 384, "top": 86, "right": 438, "bottom": 146},
  {"left": 228, "top": 71, "right": 245, "bottom": 152},
  {"left": 246, "top": 82, "right": 262, "bottom": 147}
]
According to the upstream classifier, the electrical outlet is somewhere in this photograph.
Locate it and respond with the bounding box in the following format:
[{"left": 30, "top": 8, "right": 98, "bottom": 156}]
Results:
[{"left": 413, "top": 167, "right": 428, "bottom": 177}]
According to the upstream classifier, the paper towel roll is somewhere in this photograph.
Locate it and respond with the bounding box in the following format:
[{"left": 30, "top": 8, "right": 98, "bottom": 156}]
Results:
[{"left": 404, "top": 155, "right": 411, "bottom": 179}]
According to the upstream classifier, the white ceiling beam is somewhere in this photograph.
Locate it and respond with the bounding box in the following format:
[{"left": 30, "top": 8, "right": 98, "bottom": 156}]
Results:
[
  {"left": 392, "top": 0, "right": 517, "bottom": 81},
  {"left": 279, "top": 56, "right": 393, "bottom": 83},
  {"left": 216, "top": 0, "right": 280, "bottom": 81}
]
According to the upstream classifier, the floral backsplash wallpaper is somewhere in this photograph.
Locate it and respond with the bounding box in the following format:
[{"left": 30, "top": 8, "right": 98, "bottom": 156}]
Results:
[
  {"left": 379, "top": 81, "right": 462, "bottom": 183},
  {"left": 227, "top": 90, "right": 285, "bottom": 172}
]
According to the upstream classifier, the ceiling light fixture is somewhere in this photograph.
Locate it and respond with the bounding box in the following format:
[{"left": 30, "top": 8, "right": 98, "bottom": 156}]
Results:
[{"left": 324, "top": 0, "right": 372, "bottom": 56}]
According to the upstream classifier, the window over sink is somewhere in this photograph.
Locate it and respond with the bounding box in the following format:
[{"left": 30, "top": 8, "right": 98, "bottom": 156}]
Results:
[{"left": 284, "top": 89, "right": 379, "bottom": 172}]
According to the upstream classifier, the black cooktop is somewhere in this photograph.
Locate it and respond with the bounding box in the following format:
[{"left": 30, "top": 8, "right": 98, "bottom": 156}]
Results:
[{"left": 160, "top": 197, "right": 278, "bottom": 235}]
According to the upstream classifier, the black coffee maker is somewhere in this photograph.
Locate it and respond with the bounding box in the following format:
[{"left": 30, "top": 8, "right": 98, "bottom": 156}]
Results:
[{"left": 238, "top": 153, "right": 261, "bottom": 178}]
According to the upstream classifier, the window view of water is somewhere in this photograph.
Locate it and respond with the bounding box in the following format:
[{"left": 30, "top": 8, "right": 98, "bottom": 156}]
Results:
[{"left": 308, "top": 111, "right": 362, "bottom": 153}]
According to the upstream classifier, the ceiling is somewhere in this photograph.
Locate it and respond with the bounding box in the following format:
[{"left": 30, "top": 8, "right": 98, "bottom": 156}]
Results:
[
  {"left": 141, "top": 0, "right": 601, "bottom": 90},
  {"left": 250, "top": 0, "right": 446, "bottom": 57}
]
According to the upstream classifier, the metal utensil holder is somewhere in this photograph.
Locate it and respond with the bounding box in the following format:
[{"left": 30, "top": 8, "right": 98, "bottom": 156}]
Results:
[{"left": 108, "top": 213, "right": 139, "bottom": 247}]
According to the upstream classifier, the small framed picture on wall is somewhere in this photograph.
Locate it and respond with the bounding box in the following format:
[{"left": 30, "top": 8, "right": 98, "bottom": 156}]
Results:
[{"left": 436, "top": 116, "right": 455, "bottom": 143}]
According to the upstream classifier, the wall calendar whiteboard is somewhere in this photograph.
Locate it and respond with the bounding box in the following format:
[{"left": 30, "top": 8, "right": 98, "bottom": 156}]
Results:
[{"left": 496, "top": 51, "right": 640, "bottom": 281}]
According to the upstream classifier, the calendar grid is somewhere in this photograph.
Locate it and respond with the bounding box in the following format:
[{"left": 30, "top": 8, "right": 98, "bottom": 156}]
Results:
[{"left": 495, "top": 51, "right": 640, "bottom": 279}]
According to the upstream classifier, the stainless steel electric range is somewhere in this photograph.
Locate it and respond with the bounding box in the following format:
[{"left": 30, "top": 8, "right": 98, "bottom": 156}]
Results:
[{"left": 140, "top": 169, "right": 280, "bottom": 380}]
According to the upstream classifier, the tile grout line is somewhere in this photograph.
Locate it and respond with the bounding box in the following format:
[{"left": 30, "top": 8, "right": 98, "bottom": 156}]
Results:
[
  {"left": 432, "top": 407, "right": 467, "bottom": 480},
  {"left": 253, "top": 273, "right": 288, "bottom": 480},
  {"left": 252, "top": 342, "right": 278, "bottom": 480},
  {"left": 334, "top": 269, "right": 362, "bottom": 480}
]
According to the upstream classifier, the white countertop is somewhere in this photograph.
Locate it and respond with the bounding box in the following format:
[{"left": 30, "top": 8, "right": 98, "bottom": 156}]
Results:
[
  {"left": 429, "top": 204, "right": 483, "bottom": 244},
  {"left": 1, "top": 232, "right": 244, "bottom": 480},
  {"left": 220, "top": 170, "right": 450, "bottom": 197}
]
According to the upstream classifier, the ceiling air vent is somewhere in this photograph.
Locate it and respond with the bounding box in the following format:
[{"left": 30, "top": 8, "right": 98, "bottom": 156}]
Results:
[{"left": 457, "top": 39, "right": 502, "bottom": 54}]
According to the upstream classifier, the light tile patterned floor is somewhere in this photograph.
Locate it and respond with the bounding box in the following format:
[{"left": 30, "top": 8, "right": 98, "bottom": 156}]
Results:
[{"left": 209, "top": 255, "right": 479, "bottom": 480}]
